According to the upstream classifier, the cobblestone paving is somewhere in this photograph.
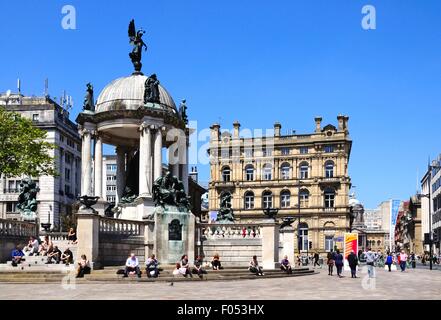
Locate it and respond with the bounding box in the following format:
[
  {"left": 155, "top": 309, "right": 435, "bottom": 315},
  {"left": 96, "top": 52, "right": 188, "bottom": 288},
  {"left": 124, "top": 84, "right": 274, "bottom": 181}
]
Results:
[{"left": 1, "top": 267, "right": 440, "bottom": 300}]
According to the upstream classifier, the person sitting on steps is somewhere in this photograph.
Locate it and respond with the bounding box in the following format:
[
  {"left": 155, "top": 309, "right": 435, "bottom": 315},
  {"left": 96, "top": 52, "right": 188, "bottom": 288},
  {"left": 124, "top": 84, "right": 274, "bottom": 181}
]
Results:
[
  {"left": 211, "top": 253, "right": 222, "bottom": 270},
  {"left": 76, "top": 254, "right": 91, "bottom": 278},
  {"left": 124, "top": 253, "right": 141, "bottom": 278},
  {"left": 46, "top": 245, "right": 62, "bottom": 264},
  {"left": 249, "top": 255, "right": 264, "bottom": 276},
  {"left": 145, "top": 254, "right": 159, "bottom": 278},
  {"left": 280, "top": 255, "right": 293, "bottom": 274},
  {"left": 11, "top": 245, "right": 25, "bottom": 267},
  {"left": 180, "top": 254, "right": 192, "bottom": 278},
  {"left": 61, "top": 247, "right": 74, "bottom": 265},
  {"left": 192, "top": 255, "right": 206, "bottom": 278}
]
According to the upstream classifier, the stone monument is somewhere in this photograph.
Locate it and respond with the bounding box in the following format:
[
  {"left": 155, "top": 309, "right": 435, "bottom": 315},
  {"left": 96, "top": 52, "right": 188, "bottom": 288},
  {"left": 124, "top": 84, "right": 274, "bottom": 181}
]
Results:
[{"left": 149, "top": 171, "right": 194, "bottom": 264}]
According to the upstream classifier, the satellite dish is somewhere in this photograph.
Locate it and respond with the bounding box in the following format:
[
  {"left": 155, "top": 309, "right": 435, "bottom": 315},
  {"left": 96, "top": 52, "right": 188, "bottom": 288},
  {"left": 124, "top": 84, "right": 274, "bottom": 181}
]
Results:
[{"left": 6, "top": 90, "right": 11, "bottom": 98}]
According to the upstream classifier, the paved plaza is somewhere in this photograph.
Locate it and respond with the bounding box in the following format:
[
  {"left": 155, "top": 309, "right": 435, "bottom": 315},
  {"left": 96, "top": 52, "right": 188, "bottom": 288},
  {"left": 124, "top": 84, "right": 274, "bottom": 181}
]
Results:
[{"left": 0, "top": 267, "right": 440, "bottom": 300}]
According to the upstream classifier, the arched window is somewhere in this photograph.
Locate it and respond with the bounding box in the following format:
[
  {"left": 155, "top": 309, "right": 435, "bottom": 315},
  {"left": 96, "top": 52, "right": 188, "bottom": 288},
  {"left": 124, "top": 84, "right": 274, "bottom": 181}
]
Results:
[
  {"left": 280, "top": 163, "right": 291, "bottom": 180},
  {"left": 299, "top": 189, "right": 310, "bottom": 208},
  {"left": 262, "top": 164, "right": 272, "bottom": 180},
  {"left": 262, "top": 191, "right": 273, "bottom": 209},
  {"left": 244, "top": 191, "right": 254, "bottom": 210},
  {"left": 280, "top": 190, "right": 291, "bottom": 208},
  {"left": 324, "top": 188, "right": 335, "bottom": 208},
  {"left": 299, "top": 162, "right": 309, "bottom": 179},
  {"left": 377, "top": 240, "right": 381, "bottom": 246},
  {"left": 298, "top": 222, "right": 309, "bottom": 252},
  {"left": 325, "top": 160, "right": 334, "bottom": 178},
  {"left": 222, "top": 166, "right": 231, "bottom": 182},
  {"left": 245, "top": 164, "right": 254, "bottom": 181}
]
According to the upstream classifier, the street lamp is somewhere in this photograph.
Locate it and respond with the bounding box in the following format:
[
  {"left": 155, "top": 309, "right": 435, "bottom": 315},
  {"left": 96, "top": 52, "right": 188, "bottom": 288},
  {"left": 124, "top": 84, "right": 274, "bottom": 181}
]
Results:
[
  {"left": 418, "top": 163, "right": 441, "bottom": 271},
  {"left": 295, "top": 180, "right": 303, "bottom": 255}
]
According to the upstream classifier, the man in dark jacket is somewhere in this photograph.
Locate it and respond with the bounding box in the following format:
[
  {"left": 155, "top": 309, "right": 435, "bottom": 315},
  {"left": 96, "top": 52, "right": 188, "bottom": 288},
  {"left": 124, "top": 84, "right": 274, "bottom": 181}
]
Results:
[{"left": 348, "top": 250, "right": 358, "bottom": 278}]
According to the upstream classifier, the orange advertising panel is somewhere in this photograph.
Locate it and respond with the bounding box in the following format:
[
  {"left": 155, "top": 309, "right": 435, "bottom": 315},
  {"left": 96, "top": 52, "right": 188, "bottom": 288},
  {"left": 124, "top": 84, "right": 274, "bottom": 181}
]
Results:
[{"left": 343, "top": 233, "right": 358, "bottom": 259}]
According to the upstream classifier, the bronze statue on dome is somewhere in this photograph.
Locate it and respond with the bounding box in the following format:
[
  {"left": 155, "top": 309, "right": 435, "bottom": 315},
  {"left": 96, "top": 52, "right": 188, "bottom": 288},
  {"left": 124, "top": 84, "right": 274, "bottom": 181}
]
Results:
[{"left": 128, "top": 19, "right": 147, "bottom": 73}]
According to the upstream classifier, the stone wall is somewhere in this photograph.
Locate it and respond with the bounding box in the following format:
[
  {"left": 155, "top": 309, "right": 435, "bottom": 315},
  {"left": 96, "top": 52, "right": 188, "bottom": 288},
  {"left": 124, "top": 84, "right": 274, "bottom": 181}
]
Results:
[
  {"left": 200, "top": 238, "right": 262, "bottom": 268},
  {"left": 0, "top": 219, "right": 38, "bottom": 263},
  {"left": 98, "top": 235, "right": 145, "bottom": 266}
]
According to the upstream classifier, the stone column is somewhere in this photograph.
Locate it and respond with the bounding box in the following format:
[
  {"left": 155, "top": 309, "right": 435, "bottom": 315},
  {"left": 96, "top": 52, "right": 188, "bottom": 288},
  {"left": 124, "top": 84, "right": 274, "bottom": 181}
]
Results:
[
  {"left": 261, "top": 221, "right": 279, "bottom": 269},
  {"left": 116, "top": 146, "right": 126, "bottom": 204},
  {"left": 153, "top": 127, "right": 163, "bottom": 181},
  {"left": 80, "top": 128, "right": 92, "bottom": 196},
  {"left": 138, "top": 123, "right": 152, "bottom": 197},
  {"left": 169, "top": 147, "right": 179, "bottom": 177},
  {"left": 94, "top": 134, "right": 103, "bottom": 199}
]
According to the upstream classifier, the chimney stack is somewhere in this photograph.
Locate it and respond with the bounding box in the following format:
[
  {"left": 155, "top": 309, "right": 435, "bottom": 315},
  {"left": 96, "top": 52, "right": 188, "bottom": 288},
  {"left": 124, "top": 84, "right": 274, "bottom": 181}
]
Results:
[
  {"left": 337, "top": 114, "right": 345, "bottom": 132},
  {"left": 210, "top": 123, "right": 221, "bottom": 141},
  {"left": 233, "top": 121, "right": 240, "bottom": 139},
  {"left": 274, "top": 122, "right": 281, "bottom": 137},
  {"left": 314, "top": 117, "right": 322, "bottom": 133}
]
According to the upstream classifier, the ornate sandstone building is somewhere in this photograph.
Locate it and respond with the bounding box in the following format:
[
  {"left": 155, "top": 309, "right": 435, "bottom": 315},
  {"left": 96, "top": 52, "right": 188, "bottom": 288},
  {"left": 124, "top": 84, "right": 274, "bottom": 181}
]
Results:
[{"left": 208, "top": 116, "right": 352, "bottom": 253}]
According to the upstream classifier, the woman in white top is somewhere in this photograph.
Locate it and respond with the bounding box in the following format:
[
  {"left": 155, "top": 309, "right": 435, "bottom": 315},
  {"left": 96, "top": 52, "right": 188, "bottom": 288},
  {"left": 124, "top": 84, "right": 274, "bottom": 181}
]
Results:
[{"left": 249, "top": 255, "right": 264, "bottom": 276}]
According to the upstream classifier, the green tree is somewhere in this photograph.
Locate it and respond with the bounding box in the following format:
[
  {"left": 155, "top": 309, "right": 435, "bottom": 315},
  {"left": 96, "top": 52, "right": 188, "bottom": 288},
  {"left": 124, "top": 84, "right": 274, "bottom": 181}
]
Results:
[{"left": 0, "top": 107, "right": 56, "bottom": 178}]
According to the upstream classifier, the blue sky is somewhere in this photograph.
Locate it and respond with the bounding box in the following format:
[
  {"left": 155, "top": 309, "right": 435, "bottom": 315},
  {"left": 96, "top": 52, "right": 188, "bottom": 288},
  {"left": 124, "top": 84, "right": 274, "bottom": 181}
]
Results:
[{"left": 1, "top": 0, "right": 440, "bottom": 208}]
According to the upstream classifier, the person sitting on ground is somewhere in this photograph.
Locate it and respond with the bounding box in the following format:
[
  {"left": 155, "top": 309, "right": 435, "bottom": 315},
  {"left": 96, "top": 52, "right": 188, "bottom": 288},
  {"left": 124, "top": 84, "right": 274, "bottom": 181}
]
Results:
[
  {"left": 180, "top": 254, "right": 192, "bottom": 277},
  {"left": 67, "top": 228, "right": 78, "bottom": 245},
  {"left": 249, "top": 255, "right": 264, "bottom": 276},
  {"left": 192, "top": 255, "right": 206, "bottom": 278},
  {"left": 145, "top": 254, "right": 159, "bottom": 278},
  {"left": 46, "top": 245, "right": 62, "bottom": 264},
  {"left": 211, "top": 253, "right": 222, "bottom": 270},
  {"left": 61, "top": 247, "right": 74, "bottom": 265},
  {"left": 280, "top": 255, "right": 292, "bottom": 274},
  {"left": 11, "top": 245, "right": 25, "bottom": 267},
  {"left": 124, "top": 253, "right": 141, "bottom": 278},
  {"left": 76, "top": 254, "right": 91, "bottom": 278}
]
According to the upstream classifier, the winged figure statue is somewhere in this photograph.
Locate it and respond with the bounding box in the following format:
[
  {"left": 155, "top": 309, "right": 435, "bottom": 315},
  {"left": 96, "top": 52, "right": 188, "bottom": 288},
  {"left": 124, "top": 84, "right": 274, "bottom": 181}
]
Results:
[{"left": 128, "top": 19, "right": 147, "bottom": 73}]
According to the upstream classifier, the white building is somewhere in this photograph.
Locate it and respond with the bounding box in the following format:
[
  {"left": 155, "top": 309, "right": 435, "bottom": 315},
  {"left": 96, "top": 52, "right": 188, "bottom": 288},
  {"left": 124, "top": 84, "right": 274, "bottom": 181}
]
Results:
[
  {"left": 0, "top": 93, "right": 81, "bottom": 230},
  {"left": 421, "top": 154, "right": 441, "bottom": 254}
]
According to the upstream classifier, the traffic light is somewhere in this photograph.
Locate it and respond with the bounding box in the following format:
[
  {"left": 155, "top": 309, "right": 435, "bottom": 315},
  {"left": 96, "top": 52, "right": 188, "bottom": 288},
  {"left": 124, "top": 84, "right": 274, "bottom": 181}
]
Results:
[{"left": 433, "top": 232, "right": 439, "bottom": 243}]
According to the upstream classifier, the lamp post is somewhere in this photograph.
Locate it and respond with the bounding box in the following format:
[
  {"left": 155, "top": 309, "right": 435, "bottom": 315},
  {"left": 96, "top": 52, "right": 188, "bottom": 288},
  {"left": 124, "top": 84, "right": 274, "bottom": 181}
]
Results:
[{"left": 296, "top": 180, "right": 303, "bottom": 255}]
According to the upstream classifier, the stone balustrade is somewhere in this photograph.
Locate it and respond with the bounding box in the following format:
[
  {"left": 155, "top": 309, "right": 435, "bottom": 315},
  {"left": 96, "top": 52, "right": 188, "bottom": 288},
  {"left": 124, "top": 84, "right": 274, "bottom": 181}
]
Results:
[
  {"left": 99, "top": 217, "right": 145, "bottom": 236},
  {"left": 199, "top": 223, "right": 262, "bottom": 239},
  {"left": 39, "top": 231, "right": 69, "bottom": 241},
  {"left": 0, "top": 219, "right": 37, "bottom": 237}
]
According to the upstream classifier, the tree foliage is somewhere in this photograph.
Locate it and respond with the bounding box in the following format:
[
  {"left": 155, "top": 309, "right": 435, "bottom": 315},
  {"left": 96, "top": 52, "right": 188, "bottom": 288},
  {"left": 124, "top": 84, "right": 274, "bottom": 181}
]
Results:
[{"left": 0, "top": 107, "right": 56, "bottom": 177}]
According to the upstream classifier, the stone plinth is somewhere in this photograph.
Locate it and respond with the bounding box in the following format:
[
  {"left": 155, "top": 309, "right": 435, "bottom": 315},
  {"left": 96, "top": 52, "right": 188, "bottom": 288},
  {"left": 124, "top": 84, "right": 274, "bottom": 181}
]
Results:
[
  {"left": 76, "top": 209, "right": 100, "bottom": 269},
  {"left": 261, "top": 220, "right": 279, "bottom": 270},
  {"left": 151, "top": 205, "right": 195, "bottom": 264},
  {"left": 279, "top": 226, "right": 295, "bottom": 265}
]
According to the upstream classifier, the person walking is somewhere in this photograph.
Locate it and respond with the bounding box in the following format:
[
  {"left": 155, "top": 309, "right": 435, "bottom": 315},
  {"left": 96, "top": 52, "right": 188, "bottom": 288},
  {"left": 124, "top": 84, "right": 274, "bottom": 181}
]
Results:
[
  {"left": 365, "top": 247, "right": 376, "bottom": 278},
  {"left": 313, "top": 252, "right": 321, "bottom": 268},
  {"left": 334, "top": 249, "right": 344, "bottom": 278},
  {"left": 399, "top": 250, "right": 408, "bottom": 272},
  {"left": 327, "top": 250, "right": 335, "bottom": 276},
  {"left": 347, "top": 250, "right": 358, "bottom": 278},
  {"left": 410, "top": 252, "right": 416, "bottom": 269},
  {"left": 385, "top": 252, "right": 393, "bottom": 272}
]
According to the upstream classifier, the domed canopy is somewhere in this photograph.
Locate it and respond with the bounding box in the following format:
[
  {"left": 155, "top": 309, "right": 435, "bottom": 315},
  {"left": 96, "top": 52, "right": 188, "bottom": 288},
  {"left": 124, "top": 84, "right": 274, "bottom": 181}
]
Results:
[{"left": 95, "top": 74, "right": 177, "bottom": 115}]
